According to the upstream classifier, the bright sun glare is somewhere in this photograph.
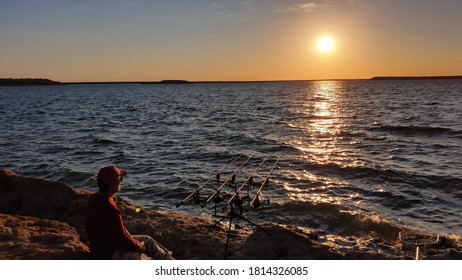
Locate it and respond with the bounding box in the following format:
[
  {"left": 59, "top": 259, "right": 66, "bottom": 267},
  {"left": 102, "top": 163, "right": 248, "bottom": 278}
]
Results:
[{"left": 317, "top": 37, "right": 334, "bottom": 52}]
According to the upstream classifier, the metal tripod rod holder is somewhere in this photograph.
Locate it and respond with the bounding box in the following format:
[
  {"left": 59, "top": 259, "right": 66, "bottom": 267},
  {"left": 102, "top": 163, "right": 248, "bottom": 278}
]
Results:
[
  {"left": 223, "top": 155, "right": 270, "bottom": 211},
  {"left": 248, "top": 157, "right": 279, "bottom": 208},
  {"left": 202, "top": 153, "right": 255, "bottom": 207},
  {"left": 213, "top": 201, "right": 267, "bottom": 259},
  {"left": 176, "top": 154, "right": 244, "bottom": 208}
]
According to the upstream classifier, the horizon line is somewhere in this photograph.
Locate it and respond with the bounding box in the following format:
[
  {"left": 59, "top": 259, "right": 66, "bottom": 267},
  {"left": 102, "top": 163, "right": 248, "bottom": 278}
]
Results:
[
  {"left": 2, "top": 75, "right": 462, "bottom": 86},
  {"left": 68, "top": 75, "right": 462, "bottom": 84}
]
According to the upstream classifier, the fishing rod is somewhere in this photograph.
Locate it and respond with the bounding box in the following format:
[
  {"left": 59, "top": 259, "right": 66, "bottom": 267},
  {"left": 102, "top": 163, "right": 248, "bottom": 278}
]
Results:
[
  {"left": 201, "top": 153, "right": 255, "bottom": 207},
  {"left": 176, "top": 154, "right": 244, "bottom": 208},
  {"left": 248, "top": 157, "right": 279, "bottom": 209},
  {"left": 222, "top": 155, "right": 270, "bottom": 211}
]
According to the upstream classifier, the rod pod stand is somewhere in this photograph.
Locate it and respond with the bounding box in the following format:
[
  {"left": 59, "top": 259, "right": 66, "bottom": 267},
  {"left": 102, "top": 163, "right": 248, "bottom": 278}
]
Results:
[{"left": 212, "top": 200, "right": 269, "bottom": 259}]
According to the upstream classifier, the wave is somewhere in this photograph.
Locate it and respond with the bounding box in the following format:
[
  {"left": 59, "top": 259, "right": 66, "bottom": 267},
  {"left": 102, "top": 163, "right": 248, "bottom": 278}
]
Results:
[
  {"left": 305, "top": 162, "right": 462, "bottom": 193},
  {"left": 91, "top": 137, "right": 118, "bottom": 144},
  {"left": 274, "top": 201, "right": 403, "bottom": 241},
  {"left": 72, "top": 149, "right": 105, "bottom": 156},
  {"left": 370, "top": 124, "right": 460, "bottom": 137}
]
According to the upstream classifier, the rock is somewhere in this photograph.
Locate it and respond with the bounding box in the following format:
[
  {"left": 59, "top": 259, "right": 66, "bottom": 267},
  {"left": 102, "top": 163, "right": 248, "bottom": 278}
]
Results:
[
  {"left": 0, "top": 213, "right": 89, "bottom": 259},
  {"left": 0, "top": 169, "right": 90, "bottom": 239},
  {"left": 1, "top": 169, "right": 461, "bottom": 260}
]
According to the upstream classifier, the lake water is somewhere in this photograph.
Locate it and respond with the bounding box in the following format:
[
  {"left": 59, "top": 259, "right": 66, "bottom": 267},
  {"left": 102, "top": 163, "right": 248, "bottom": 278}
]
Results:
[{"left": 1, "top": 80, "right": 461, "bottom": 238}]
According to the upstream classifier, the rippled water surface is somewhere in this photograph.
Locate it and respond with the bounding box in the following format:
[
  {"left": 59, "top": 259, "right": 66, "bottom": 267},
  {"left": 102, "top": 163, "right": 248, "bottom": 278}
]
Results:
[{"left": 1, "top": 80, "right": 461, "bottom": 236}]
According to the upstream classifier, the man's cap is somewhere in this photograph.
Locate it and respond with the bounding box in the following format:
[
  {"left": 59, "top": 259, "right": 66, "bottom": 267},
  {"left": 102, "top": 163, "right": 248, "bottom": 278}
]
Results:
[{"left": 97, "top": 165, "right": 127, "bottom": 186}]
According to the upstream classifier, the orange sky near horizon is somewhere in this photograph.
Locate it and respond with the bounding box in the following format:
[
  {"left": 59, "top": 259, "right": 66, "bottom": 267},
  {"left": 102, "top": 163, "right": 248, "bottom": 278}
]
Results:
[{"left": 1, "top": 0, "right": 461, "bottom": 82}]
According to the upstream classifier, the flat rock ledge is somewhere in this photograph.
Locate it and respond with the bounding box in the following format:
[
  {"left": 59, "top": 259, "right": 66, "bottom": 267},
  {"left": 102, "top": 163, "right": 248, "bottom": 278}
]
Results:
[{"left": 1, "top": 170, "right": 461, "bottom": 260}]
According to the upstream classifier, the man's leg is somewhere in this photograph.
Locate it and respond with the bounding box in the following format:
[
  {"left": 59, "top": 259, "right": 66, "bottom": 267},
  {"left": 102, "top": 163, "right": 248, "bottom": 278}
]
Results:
[{"left": 133, "top": 235, "right": 174, "bottom": 260}]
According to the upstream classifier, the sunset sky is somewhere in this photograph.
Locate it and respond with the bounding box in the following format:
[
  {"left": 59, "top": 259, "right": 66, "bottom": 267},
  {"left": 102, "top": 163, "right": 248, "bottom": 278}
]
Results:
[{"left": 1, "top": 0, "right": 462, "bottom": 82}]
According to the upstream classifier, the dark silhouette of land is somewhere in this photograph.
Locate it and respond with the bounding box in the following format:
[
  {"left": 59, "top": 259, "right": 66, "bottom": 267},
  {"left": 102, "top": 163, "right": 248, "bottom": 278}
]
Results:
[
  {"left": 64, "top": 76, "right": 462, "bottom": 84},
  {"left": 0, "top": 78, "right": 62, "bottom": 86},
  {"left": 140, "top": 80, "right": 193, "bottom": 84},
  {"left": 2, "top": 76, "right": 461, "bottom": 86},
  {"left": 0, "top": 78, "right": 192, "bottom": 86},
  {"left": 67, "top": 80, "right": 193, "bottom": 85},
  {"left": 371, "top": 76, "right": 462, "bottom": 80}
]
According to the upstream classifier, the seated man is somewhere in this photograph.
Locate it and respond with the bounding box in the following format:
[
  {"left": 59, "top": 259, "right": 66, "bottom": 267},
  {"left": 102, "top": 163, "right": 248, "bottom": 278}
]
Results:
[{"left": 85, "top": 165, "right": 174, "bottom": 260}]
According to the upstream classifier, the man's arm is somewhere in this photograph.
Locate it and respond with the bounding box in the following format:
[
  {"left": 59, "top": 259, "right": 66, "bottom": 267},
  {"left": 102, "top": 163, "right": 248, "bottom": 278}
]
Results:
[{"left": 109, "top": 200, "right": 144, "bottom": 252}]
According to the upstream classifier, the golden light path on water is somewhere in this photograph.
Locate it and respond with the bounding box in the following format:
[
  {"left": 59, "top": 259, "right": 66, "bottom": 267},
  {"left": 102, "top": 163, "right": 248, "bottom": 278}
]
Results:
[{"left": 284, "top": 82, "right": 362, "bottom": 207}]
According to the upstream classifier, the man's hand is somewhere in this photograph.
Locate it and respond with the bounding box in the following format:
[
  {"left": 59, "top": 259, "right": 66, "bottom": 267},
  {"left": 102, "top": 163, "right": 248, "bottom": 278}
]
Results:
[{"left": 138, "top": 241, "right": 146, "bottom": 253}]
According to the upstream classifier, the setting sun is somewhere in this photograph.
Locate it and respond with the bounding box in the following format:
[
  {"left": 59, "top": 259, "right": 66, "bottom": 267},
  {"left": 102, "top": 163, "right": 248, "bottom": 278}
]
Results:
[{"left": 317, "top": 37, "right": 335, "bottom": 52}]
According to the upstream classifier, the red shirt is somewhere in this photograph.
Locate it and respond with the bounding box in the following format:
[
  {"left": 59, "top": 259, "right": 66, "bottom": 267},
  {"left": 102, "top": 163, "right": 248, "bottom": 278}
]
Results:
[{"left": 85, "top": 193, "right": 140, "bottom": 259}]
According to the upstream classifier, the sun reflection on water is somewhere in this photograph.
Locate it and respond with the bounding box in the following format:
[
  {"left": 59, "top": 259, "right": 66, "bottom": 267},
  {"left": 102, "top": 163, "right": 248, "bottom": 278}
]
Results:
[
  {"left": 290, "top": 81, "right": 346, "bottom": 163},
  {"left": 286, "top": 81, "right": 353, "bottom": 205}
]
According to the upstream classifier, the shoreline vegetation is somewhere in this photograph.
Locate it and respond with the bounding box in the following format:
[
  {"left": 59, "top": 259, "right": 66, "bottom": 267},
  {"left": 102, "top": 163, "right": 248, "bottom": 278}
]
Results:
[
  {"left": 370, "top": 76, "right": 462, "bottom": 80},
  {"left": 1, "top": 76, "right": 462, "bottom": 86},
  {"left": 0, "top": 78, "right": 62, "bottom": 86},
  {"left": 1, "top": 170, "right": 461, "bottom": 260}
]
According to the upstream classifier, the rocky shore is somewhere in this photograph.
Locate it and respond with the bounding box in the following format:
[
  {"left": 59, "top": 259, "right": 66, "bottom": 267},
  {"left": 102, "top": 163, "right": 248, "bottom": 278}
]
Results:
[{"left": 1, "top": 169, "right": 461, "bottom": 260}]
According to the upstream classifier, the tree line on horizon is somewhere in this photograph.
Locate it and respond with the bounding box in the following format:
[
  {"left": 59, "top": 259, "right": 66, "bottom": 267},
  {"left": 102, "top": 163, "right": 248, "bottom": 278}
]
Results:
[
  {"left": 0, "top": 78, "right": 62, "bottom": 86},
  {"left": 2, "top": 76, "right": 462, "bottom": 86}
]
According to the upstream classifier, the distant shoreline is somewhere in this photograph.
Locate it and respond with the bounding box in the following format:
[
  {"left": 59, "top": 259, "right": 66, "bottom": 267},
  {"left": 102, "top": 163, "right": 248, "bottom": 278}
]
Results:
[
  {"left": 1, "top": 76, "right": 462, "bottom": 86},
  {"left": 0, "top": 78, "right": 62, "bottom": 86},
  {"left": 370, "top": 76, "right": 462, "bottom": 80}
]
